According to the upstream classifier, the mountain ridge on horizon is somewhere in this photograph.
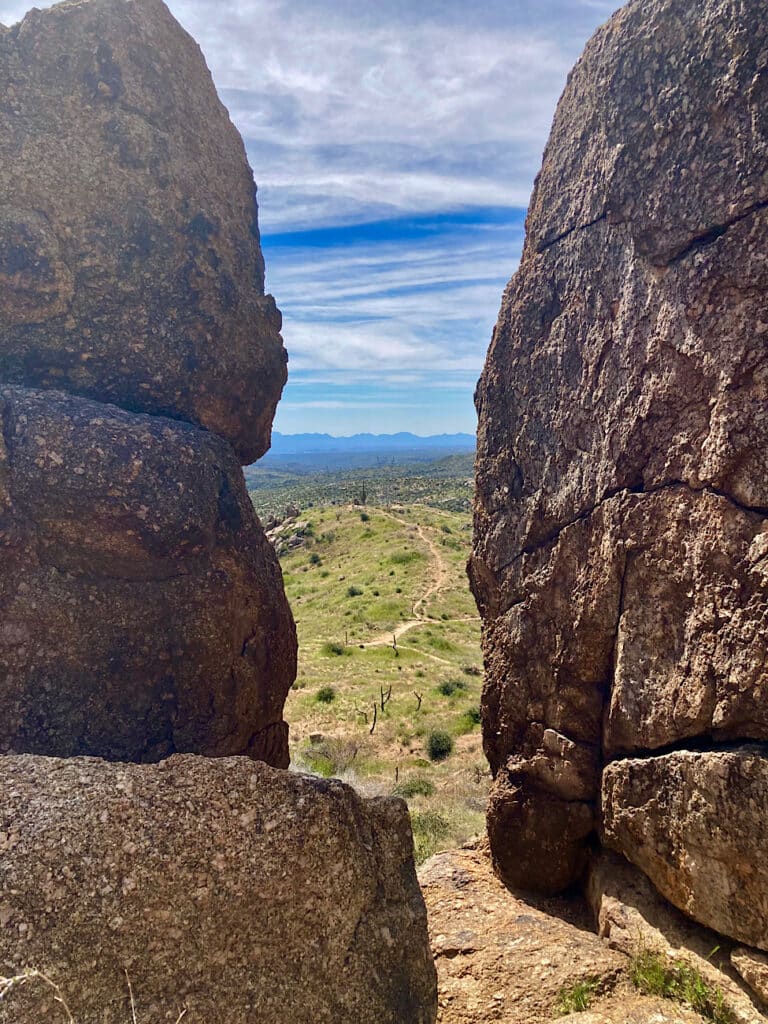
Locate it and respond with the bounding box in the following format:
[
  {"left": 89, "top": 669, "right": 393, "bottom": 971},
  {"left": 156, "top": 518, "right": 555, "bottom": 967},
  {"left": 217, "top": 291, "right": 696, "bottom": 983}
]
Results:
[{"left": 272, "top": 430, "right": 475, "bottom": 443}]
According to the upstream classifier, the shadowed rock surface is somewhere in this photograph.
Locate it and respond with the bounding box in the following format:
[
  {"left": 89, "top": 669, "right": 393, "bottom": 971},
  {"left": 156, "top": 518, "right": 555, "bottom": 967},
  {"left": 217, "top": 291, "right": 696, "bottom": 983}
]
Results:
[
  {"left": 470, "top": 0, "right": 768, "bottom": 937},
  {"left": 0, "top": 0, "right": 286, "bottom": 464},
  {"left": 0, "top": 754, "right": 436, "bottom": 1024},
  {"left": 0, "top": 386, "right": 296, "bottom": 765}
]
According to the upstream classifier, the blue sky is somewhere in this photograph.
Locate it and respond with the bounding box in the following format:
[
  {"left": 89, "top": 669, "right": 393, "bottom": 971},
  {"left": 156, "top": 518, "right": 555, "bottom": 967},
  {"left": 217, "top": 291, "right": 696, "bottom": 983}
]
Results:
[{"left": 2, "top": 0, "right": 621, "bottom": 436}]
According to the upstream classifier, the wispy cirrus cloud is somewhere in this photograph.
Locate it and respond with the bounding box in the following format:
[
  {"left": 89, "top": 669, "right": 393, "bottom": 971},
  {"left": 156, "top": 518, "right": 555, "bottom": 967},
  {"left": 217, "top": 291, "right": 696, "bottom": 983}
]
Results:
[{"left": 1, "top": 0, "right": 622, "bottom": 434}]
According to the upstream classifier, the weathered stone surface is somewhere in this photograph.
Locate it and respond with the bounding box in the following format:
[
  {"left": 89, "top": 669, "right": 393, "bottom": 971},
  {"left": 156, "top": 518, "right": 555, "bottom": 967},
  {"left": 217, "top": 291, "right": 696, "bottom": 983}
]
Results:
[
  {"left": 0, "top": 754, "right": 436, "bottom": 1024},
  {"left": 419, "top": 844, "right": 711, "bottom": 1024},
  {"left": 731, "top": 948, "right": 768, "bottom": 1008},
  {"left": 0, "top": 0, "right": 286, "bottom": 463},
  {"left": 602, "top": 749, "right": 768, "bottom": 954},
  {"left": 419, "top": 843, "right": 625, "bottom": 1024},
  {"left": 588, "top": 852, "right": 764, "bottom": 1024},
  {"left": 0, "top": 386, "right": 296, "bottom": 764},
  {"left": 471, "top": 0, "right": 768, "bottom": 894}
]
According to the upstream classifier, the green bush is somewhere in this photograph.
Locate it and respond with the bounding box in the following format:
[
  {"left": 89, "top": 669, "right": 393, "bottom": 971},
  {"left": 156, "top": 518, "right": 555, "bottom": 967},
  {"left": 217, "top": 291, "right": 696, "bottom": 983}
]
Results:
[
  {"left": 393, "top": 776, "right": 435, "bottom": 799},
  {"left": 360, "top": 512, "right": 370, "bottom": 522},
  {"left": 316, "top": 685, "right": 337, "bottom": 704},
  {"left": 347, "top": 585, "right": 363, "bottom": 597},
  {"left": 427, "top": 730, "right": 453, "bottom": 762},
  {"left": 437, "top": 679, "right": 467, "bottom": 697},
  {"left": 309, "top": 552, "right": 322, "bottom": 566},
  {"left": 455, "top": 705, "right": 482, "bottom": 736}
]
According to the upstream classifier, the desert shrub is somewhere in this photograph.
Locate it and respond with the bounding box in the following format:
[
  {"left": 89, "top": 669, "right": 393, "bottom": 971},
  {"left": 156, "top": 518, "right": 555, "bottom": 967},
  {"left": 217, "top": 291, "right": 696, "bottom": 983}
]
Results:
[
  {"left": 410, "top": 810, "right": 450, "bottom": 863},
  {"left": 437, "top": 679, "right": 467, "bottom": 697},
  {"left": 427, "top": 730, "right": 453, "bottom": 762},
  {"left": 393, "top": 776, "right": 435, "bottom": 799},
  {"left": 316, "top": 685, "right": 337, "bottom": 703},
  {"left": 360, "top": 512, "right": 370, "bottom": 522},
  {"left": 440, "top": 524, "right": 452, "bottom": 534},
  {"left": 309, "top": 552, "right": 322, "bottom": 565},
  {"left": 347, "top": 585, "right": 363, "bottom": 598},
  {"left": 321, "top": 641, "right": 348, "bottom": 657},
  {"left": 462, "top": 664, "right": 482, "bottom": 676},
  {"left": 302, "top": 738, "right": 359, "bottom": 779}
]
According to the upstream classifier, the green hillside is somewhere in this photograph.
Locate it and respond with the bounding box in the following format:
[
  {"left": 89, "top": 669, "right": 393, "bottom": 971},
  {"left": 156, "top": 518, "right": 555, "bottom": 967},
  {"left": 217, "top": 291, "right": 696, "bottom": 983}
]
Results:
[{"left": 262, "top": 497, "right": 489, "bottom": 862}]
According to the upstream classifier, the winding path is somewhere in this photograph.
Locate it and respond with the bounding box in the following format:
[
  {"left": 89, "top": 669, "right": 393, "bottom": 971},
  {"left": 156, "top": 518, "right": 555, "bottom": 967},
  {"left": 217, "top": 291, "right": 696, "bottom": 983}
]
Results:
[{"left": 363, "top": 511, "right": 477, "bottom": 650}]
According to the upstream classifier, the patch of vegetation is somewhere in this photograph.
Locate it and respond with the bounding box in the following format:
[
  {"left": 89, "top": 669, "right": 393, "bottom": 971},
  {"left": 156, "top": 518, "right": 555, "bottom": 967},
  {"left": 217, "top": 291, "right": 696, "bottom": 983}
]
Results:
[
  {"left": 630, "top": 950, "right": 734, "bottom": 1024},
  {"left": 360, "top": 512, "right": 370, "bottom": 522},
  {"left": 299, "top": 738, "right": 360, "bottom": 779},
  {"left": 309, "top": 552, "right": 322, "bottom": 565},
  {"left": 427, "top": 729, "right": 454, "bottom": 762},
  {"left": 321, "top": 641, "right": 351, "bottom": 657},
  {"left": 273, "top": 498, "right": 486, "bottom": 855},
  {"left": 393, "top": 776, "right": 435, "bottom": 799},
  {"left": 390, "top": 550, "right": 420, "bottom": 565},
  {"left": 316, "top": 685, "right": 337, "bottom": 704},
  {"left": 456, "top": 705, "right": 482, "bottom": 735},
  {"left": 556, "top": 978, "right": 599, "bottom": 1015},
  {"left": 437, "top": 678, "right": 467, "bottom": 697},
  {"left": 410, "top": 810, "right": 450, "bottom": 863},
  {"left": 346, "top": 584, "right": 363, "bottom": 597}
]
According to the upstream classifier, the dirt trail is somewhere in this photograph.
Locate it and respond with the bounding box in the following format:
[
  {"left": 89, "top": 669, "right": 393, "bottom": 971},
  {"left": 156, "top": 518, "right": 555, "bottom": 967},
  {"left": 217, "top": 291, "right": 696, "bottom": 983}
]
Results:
[{"left": 364, "top": 512, "right": 477, "bottom": 650}]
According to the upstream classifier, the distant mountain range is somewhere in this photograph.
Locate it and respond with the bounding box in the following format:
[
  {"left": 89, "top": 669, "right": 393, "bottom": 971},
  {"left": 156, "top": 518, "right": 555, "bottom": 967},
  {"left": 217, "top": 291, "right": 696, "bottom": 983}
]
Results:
[
  {"left": 251, "top": 431, "right": 476, "bottom": 472},
  {"left": 269, "top": 431, "right": 475, "bottom": 455}
]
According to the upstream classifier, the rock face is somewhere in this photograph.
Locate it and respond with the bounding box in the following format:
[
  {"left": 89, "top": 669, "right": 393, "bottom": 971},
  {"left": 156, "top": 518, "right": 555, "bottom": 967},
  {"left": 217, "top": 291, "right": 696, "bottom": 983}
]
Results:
[
  {"left": 0, "top": 754, "right": 437, "bottom": 1024},
  {"left": 602, "top": 749, "right": 768, "bottom": 954},
  {"left": 0, "top": 385, "right": 295, "bottom": 764},
  {"left": 471, "top": 0, "right": 768, "bottom": 929},
  {"left": 0, "top": 0, "right": 297, "bottom": 765},
  {"left": 0, "top": 0, "right": 287, "bottom": 464}
]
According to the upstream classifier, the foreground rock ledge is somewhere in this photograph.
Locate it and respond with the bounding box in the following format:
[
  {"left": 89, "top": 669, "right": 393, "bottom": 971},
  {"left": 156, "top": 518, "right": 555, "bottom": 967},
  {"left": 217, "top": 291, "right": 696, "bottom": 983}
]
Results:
[
  {"left": 0, "top": 755, "right": 437, "bottom": 1024},
  {"left": 602, "top": 747, "right": 768, "bottom": 954}
]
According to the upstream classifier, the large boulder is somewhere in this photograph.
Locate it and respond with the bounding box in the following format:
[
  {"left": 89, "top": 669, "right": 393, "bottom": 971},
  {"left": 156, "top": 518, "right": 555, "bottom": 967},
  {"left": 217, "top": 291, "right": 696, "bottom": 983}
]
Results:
[
  {"left": 471, "top": 0, "right": 768, "bottom": 901},
  {"left": 0, "top": 385, "right": 296, "bottom": 765},
  {"left": 0, "top": 0, "right": 286, "bottom": 464},
  {"left": 602, "top": 748, "right": 768, "bottom": 954},
  {"left": 0, "top": 754, "right": 437, "bottom": 1024}
]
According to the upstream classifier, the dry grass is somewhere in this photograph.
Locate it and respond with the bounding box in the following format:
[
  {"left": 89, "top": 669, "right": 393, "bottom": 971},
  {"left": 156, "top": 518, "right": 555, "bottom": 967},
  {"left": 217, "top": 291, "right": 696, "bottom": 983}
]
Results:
[{"left": 0, "top": 967, "right": 187, "bottom": 1023}]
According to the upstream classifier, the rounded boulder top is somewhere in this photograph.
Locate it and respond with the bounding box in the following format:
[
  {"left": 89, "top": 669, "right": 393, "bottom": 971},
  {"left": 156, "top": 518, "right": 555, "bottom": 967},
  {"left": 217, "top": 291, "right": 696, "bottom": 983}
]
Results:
[{"left": 0, "top": 0, "right": 287, "bottom": 464}]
